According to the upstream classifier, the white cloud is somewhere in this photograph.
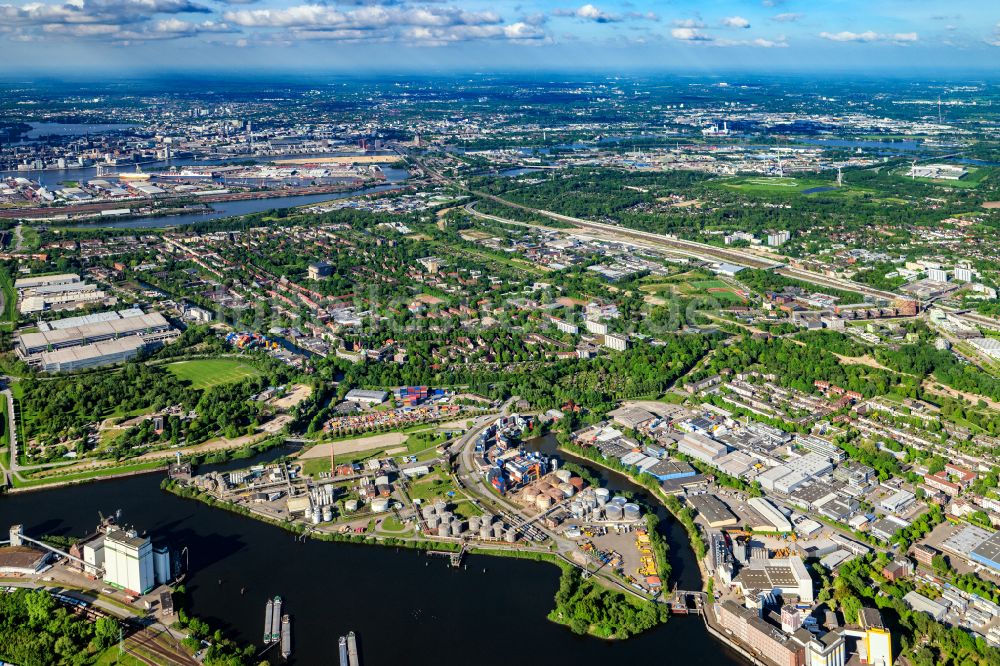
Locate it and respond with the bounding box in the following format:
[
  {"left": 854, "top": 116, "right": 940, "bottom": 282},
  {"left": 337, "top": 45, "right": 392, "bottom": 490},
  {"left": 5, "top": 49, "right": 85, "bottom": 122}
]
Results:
[
  {"left": 671, "top": 26, "right": 711, "bottom": 41},
  {"left": 720, "top": 16, "right": 750, "bottom": 29},
  {"left": 224, "top": 4, "right": 502, "bottom": 29},
  {"left": 553, "top": 4, "right": 618, "bottom": 23},
  {"left": 672, "top": 17, "right": 705, "bottom": 29},
  {"left": 772, "top": 13, "right": 802, "bottom": 23},
  {"left": 819, "top": 30, "right": 918, "bottom": 43}
]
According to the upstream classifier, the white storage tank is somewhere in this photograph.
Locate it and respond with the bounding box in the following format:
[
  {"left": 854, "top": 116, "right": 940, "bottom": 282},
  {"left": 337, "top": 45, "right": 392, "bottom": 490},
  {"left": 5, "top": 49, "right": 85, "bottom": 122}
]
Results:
[
  {"left": 479, "top": 524, "right": 491, "bottom": 540},
  {"left": 433, "top": 500, "right": 447, "bottom": 514},
  {"left": 437, "top": 523, "right": 451, "bottom": 538},
  {"left": 492, "top": 524, "right": 503, "bottom": 539},
  {"left": 569, "top": 501, "right": 584, "bottom": 518},
  {"left": 421, "top": 505, "right": 436, "bottom": 520},
  {"left": 321, "top": 506, "right": 333, "bottom": 522},
  {"left": 372, "top": 498, "right": 390, "bottom": 513},
  {"left": 555, "top": 469, "right": 572, "bottom": 484},
  {"left": 345, "top": 499, "right": 359, "bottom": 512},
  {"left": 451, "top": 520, "right": 463, "bottom": 537},
  {"left": 469, "top": 515, "right": 481, "bottom": 532},
  {"left": 505, "top": 528, "right": 517, "bottom": 542},
  {"left": 426, "top": 515, "right": 441, "bottom": 531},
  {"left": 605, "top": 504, "right": 623, "bottom": 521},
  {"left": 558, "top": 482, "right": 575, "bottom": 498},
  {"left": 623, "top": 503, "right": 642, "bottom": 521},
  {"left": 535, "top": 496, "right": 553, "bottom": 511},
  {"left": 594, "top": 488, "right": 610, "bottom": 505}
]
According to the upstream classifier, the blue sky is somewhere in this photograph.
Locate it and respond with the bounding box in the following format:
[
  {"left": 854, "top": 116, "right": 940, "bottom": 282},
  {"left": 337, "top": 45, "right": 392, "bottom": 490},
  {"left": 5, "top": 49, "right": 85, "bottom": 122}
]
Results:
[{"left": 1, "top": 0, "right": 998, "bottom": 73}]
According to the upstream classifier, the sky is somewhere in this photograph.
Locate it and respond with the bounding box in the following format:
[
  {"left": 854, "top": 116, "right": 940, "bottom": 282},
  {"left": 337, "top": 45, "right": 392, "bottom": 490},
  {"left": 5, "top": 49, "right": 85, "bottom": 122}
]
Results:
[{"left": 1, "top": 0, "right": 998, "bottom": 74}]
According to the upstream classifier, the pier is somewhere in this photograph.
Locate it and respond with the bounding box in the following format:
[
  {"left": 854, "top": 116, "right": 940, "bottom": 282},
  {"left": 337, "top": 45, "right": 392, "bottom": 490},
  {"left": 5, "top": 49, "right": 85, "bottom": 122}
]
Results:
[{"left": 427, "top": 543, "right": 466, "bottom": 568}]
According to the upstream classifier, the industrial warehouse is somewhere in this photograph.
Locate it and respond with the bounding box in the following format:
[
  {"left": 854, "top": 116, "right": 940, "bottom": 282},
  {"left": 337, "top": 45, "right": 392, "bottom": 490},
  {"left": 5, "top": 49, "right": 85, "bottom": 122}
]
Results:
[{"left": 14, "top": 308, "right": 179, "bottom": 372}]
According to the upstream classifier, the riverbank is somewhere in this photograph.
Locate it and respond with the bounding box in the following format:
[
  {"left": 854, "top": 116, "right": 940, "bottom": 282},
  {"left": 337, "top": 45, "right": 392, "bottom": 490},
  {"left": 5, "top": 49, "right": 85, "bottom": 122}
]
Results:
[
  {"left": 164, "top": 467, "right": 673, "bottom": 642},
  {"left": 3, "top": 435, "right": 288, "bottom": 493}
]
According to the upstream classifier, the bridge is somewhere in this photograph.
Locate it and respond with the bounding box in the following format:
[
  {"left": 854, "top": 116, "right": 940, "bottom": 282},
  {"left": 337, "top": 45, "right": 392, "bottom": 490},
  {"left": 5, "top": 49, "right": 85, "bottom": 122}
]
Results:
[{"left": 668, "top": 589, "right": 705, "bottom": 615}]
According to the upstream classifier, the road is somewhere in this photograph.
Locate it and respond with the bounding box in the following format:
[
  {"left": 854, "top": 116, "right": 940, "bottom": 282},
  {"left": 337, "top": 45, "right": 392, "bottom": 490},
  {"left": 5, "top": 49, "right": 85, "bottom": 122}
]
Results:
[
  {"left": 424, "top": 154, "right": 904, "bottom": 304},
  {"left": 445, "top": 397, "right": 654, "bottom": 601}
]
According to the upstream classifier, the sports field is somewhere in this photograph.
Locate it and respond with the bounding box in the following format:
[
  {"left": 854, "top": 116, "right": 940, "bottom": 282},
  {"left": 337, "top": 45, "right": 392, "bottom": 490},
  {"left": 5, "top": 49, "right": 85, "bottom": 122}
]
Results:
[{"left": 166, "top": 358, "right": 262, "bottom": 390}]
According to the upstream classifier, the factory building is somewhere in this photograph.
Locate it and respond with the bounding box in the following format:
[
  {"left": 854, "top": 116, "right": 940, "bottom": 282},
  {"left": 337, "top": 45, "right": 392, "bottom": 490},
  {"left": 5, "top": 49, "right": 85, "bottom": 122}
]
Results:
[
  {"left": 903, "top": 591, "right": 948, "bottom": 621},
  {"left": 859, "top": 608, "right": 892, "bottom": 666},
  {"left": 689, "top": 494, "right": 739, "bottom": 528},
  {"left": 344, "top": 389, "right": 389, "bottom": 405},
  {"left": 732, "top": 555, "right": 814, "bottom": 603},
  {"left": 14, "top": 273, "right": 80, "bottom": 291},
  {"left": 678, "top": 432, "right": 729, "bottom": 465},
  {"left": 970, "top": 530, "right": 1000, "bottom": 574},
  {"left": 748, "top": 497, "right": 794, "bottom": 533},
  {"left": 103, "top": 529, "right": 155, "bottom": 595},
  {"left": 718, "top": 600, "right": 810, "bottom": 666},
  {"left": 15, "top": 310, "right": 178, "bottom": 372}
]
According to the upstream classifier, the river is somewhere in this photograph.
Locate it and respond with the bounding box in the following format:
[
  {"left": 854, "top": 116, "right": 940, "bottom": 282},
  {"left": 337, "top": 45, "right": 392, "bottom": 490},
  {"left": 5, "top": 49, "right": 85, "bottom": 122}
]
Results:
[
  {"left": 0, "top": 443, "right": 744, "bottom": 666},
  {"left": 57, "top": 166, "right": 409, "bottom": 230}
]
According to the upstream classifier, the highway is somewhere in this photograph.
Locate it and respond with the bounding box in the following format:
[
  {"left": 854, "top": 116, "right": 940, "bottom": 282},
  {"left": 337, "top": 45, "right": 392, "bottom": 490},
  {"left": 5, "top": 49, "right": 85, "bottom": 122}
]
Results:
[{"left": 418, "top": 149, "right": 905, "bottom": 304}]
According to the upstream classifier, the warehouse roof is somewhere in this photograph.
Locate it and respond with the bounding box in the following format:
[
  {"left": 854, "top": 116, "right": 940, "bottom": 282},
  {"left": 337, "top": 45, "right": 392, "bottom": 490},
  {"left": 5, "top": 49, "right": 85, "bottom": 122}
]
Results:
[
  {"left": 40, "top": 336, "right": 147, "bottom": 368},
  {"left": 19, "top": 312, "right": 169, "bottom": 350}
]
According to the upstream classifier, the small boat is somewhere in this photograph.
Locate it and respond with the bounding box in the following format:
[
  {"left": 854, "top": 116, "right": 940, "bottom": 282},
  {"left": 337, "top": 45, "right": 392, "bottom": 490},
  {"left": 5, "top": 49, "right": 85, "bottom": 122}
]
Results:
[
  {"left": 280, "top": 614, "right": 291, "bottom": 659},
  {"left": 263, "top": 599, "right": 273, "bottom": 644}
]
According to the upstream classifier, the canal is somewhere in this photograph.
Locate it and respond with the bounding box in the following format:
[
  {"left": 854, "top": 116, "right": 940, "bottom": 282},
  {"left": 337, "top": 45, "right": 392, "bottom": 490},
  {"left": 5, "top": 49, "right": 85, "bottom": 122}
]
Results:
[{"left": 0, "top": 446, "right": 744, "bottom": 666}]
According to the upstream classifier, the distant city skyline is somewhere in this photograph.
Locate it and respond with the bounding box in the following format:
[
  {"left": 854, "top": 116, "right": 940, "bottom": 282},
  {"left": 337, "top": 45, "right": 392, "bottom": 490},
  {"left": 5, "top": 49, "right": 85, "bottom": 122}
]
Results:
[{"left": 1, "top": 0, "right": 998, "bottom": 73}]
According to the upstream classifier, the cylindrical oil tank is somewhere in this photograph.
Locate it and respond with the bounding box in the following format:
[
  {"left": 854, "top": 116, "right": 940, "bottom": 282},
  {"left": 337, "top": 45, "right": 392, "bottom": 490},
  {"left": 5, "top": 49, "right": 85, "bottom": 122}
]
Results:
[
  {"left": 433, "top": 500, "right": 447, "bottom": 514},
  {"left": 422, "top": 505, "right": 436, "bottom": 520},
  {"left": 372, "top": 498, "right": 390, "bottom": 512},
  {"left": 439, "top": 511, "right": 453, "bottom": 524},
  {"left": 492, "top": 524, "right": 503, "bottom": 539},
  {"left": 569, "top": 501, "right": 584, "bottom": 518},
  {"left": 610, "top": 496, "right": 627, "bottom": 507},
  {"left": 594, "top": 488, "right": 610, "bottom": 505},
  {"left": 437, "top": 523, "right": 451, "bottom": 537},
  {"left": 605, "top": 504, "right": 623, "bottom": 521},
  {"left": 479, "top": 524, "right": 491, "bottom": 540},
  {"left": 321, "top": 506, "right": 333, "bottom": 522},
  {"left": 535, "top": 496, "right": 553, "bottom": 511},
  {"left": 451, "top": 521, "right": 463, "bottom": 537},
  {"left": 582, "top": 493, "right": 598, "bottom": 509},
  {"left": 505, "top": 528, "right": 517, "bottom": 542},
  {"left": 559, "top": 482, "right": 575, "bottom": 498},
  {"left": 523, "top": 488, "right": 540, "bottom": 504},
  {"left": 345, "top": 499, "right": 359, "bottom": 512},
  {"left": 623, "top": 503, "right": 641, "bottom": 521},
  {"left": 555, "top": 469, "right": 572, "bottom": 483},
  {"left": 311, "top": 509, "right": 321, "bottom": 524},
  {"left": 426, "top": 515, "right": 441, "bottom": 531},
  {"left": 469, "top": 515, "right": 481, "bottom": 532}
]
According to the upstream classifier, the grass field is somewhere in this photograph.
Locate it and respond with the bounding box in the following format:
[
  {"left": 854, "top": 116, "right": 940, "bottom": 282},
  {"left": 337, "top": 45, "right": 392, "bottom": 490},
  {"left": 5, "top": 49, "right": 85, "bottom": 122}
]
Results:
[
  {"left": 719, "top": 176, "right": 863, "bottom": 197},
  {"left": 165, "top": 358, "right": 261, "bottom": 390}
]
